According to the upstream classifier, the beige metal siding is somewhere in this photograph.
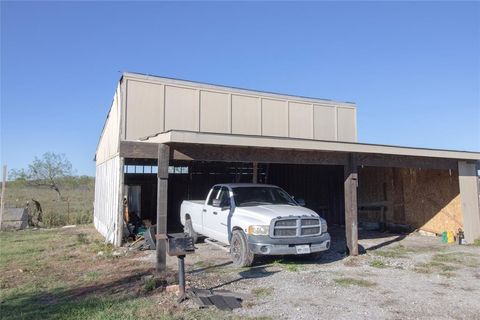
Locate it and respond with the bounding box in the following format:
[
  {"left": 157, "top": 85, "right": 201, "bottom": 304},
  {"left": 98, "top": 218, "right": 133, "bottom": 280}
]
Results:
[
  {"left": 165, "top": 85, "right": 199, "bottom": 132},
  {"left": 289, "top": 102, "right": 313, "bottom": 139},
  {"left": 314, "top": 105, "right": 336, "bottom": 140},
  {"left": 200, "top": 91, "right": 230, "bottom": 133},
  {"left": 94, "top": 156, "right": 122, "bottom": 246},
  {"left": 96, "top": 85, "right": 121, "bottom": 164},
  {"left": 261, "top": 98, "right": 288, "bottom": 137},
  {"left": 122, "top": 74, "right": 357, "bottom": 143},
  {"left": 126, "top": 80, "right": 164, "bottom": 140},
  {"left": 231, "top": 94, "right": 261, "bottom": 135},
  {"left": 337, "top": 107, "right": 357, "bottom": 142}
]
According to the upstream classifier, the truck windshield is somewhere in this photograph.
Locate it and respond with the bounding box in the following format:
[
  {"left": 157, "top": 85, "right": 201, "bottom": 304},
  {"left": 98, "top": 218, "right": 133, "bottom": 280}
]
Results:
[{"left": 232, "top": 187, "right": 297, "bottom": 207}]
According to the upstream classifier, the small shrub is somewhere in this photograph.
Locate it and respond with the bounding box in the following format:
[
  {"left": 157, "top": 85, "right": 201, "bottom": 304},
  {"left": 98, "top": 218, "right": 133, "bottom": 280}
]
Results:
[
  {"left": 472, "top": 239, "right": 480, "bottom": 247},
  {"left": 144, "top": 277, "right": 157, "bottom": 292}
]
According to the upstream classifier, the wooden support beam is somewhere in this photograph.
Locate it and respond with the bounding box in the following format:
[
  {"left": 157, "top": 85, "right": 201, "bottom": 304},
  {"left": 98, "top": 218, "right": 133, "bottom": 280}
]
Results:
[
  {"left": 458, "top": 161, "right": 480, "bottom": 243},
  {"left": 344, "top": 154, "right": 359, "bottom": 256},
  {"left": 156, "top": 144, "right": 170, "bottom": 273},
  {"left": 120, "top": 141, "right": 459, "bottom": 170},
  {"left": 171, "top": 143, "right": 348, "bottom": 165}
]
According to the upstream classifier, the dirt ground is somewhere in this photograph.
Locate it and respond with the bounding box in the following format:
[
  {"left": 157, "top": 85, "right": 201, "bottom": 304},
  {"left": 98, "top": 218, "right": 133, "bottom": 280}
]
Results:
[
  {"left": 1, "top": 226, "right": 479, "bottom": 320},
  {"left": 140, "top": 227, "right": 480, "bottom": 320}
]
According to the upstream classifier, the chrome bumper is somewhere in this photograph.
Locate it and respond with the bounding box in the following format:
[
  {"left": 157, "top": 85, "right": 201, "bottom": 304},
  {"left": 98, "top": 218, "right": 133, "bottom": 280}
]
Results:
[{"left": 247, "top": 232, "right": 331, "bottom": 255}]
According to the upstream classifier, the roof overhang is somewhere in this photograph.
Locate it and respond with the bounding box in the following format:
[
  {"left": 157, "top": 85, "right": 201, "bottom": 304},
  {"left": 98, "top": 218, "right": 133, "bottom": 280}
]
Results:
[{"left": 140, "top": 130, "right": 480, "bottom": 161}]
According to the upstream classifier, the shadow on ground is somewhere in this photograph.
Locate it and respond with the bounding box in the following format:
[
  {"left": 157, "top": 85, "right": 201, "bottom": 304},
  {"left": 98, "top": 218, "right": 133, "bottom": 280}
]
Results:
[{"left": 0, "top": 270, "right": 165, "bottom": 320}]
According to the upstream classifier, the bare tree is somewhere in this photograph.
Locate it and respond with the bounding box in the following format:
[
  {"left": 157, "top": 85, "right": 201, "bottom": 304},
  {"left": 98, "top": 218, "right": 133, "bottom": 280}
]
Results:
[{"left": 11, "top": 152, "right": 74, "bottom": 199}]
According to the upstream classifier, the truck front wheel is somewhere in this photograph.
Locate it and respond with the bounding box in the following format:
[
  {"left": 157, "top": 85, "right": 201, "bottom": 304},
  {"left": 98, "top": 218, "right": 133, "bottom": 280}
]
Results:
[
  {"left": 184, "top": 218, "right": 198, "bottom": 244},
  {"left": 230, "top": 230, "right": 254, "bottom": 267}
]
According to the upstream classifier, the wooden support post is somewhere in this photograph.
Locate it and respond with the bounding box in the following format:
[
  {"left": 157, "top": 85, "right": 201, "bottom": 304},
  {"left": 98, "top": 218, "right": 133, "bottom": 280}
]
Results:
[
  {"left": 458, "top": 161, "right": 480, "bottom": 243},
  {"left": 344, "top": 154, "right": 359, "bottom": 256},
  {"left": 252, "top": 162, "right": 258, "bottom": 184},
  {"left": 156, "top": 144, "right": 170, "bottom": 273}
]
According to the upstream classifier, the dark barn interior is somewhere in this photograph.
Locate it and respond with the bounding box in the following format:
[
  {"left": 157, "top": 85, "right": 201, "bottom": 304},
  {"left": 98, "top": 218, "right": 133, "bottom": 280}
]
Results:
[{"left": 123, "top": 158, "right": 346, "bottom": 236}]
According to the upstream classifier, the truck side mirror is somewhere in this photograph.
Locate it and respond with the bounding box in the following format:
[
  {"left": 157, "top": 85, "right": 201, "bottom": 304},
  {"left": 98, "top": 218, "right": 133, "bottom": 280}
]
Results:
[
  {"left": 212, "top": 199, "right": 221, "bottom": 207},
  {"left": 296, "top": 198, "right": 306, "bottom": 206}
]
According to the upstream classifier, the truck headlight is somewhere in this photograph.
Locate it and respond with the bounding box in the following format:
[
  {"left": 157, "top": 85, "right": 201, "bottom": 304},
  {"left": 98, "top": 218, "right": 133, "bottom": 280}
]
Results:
[
  {"left": 321, "top": 222, "right": 328, "bottom": 233},
  {"left": 247, "top": 225, "right": 269, "bottom": 235}
]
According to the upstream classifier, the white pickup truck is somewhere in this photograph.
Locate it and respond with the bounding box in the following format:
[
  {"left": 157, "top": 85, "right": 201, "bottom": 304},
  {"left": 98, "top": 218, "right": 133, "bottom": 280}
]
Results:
[{"left": 180, "top": 183, "right": 331, "bottom": 266}]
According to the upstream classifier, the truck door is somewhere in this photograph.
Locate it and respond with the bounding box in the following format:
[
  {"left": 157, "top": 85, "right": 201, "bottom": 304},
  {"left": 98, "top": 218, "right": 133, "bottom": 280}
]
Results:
[{"left": 203, "top": 186, "right": 230, "bottom": 244}]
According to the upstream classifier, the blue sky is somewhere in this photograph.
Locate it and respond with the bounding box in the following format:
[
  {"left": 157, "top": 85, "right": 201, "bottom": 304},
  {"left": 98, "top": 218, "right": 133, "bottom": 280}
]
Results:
[{"left": 1, "top": 1, "right": 479, "bottom": 176}]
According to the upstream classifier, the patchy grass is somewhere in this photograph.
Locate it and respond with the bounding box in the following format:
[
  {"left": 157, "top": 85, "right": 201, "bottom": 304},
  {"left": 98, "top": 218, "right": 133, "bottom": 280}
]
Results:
[
  {"left": 251, "top": 287, "right": 274, "bottom": 299},
  {"left": 432, "top": 252, "right": 479, "bottom": 268},
  {"left": 413, "top": 252, "right": 478, "bottom": 277},
  {"left": 473, "top": 239, "right": 480, "bottom": 247},
  {"left": 369, "top": 259, "right": 387, "bottom": 268},
  {"left": 272, "top": 259, "right": 303, "bottom": 272},
  {"left": 371, "top": 245, "right": 417, "bottom": 258},
  {"left": 0, "top": 227, "right": 271, "bottom": 320},
  {"left": 334, "top": 277, "right": 377, "bottom": 288}
]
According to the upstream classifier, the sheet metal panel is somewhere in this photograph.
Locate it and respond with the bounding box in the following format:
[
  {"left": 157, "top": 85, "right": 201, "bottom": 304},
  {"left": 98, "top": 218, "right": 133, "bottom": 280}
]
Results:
[
  {"left": 122, "top": 74, "right": 357, "bottom": 144},
  {"left": 94, "top": 156, "right": 122, "bottom": 245},
  {"left": 96, "top": 85, "right": 121, "bottom": 164},
  {"left": 126, "top": 80, "right": 164, "bottom": 140}
]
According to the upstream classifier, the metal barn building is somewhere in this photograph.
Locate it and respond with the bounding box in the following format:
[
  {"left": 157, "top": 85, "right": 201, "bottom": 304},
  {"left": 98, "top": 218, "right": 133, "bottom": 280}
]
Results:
[{"left": 94, "top": 72, "right": 480, "bottom": 265}]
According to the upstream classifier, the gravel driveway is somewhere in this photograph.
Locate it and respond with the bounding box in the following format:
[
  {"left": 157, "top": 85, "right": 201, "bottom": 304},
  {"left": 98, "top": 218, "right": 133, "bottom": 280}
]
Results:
[{"left": 141, "top": 229, "right": 480, "bottom": 320}]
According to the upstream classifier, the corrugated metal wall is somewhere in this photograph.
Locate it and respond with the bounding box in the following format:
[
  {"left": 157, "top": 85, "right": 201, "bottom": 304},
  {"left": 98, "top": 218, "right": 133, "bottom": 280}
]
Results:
[{"left": 94, "top": 156, "right": 122, "bottom": 245}]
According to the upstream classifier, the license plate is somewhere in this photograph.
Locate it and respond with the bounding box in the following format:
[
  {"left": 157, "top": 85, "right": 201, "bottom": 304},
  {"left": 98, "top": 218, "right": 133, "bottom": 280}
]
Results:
[{"left": 296, "top": 245, "right": 310, "bottom": 254}]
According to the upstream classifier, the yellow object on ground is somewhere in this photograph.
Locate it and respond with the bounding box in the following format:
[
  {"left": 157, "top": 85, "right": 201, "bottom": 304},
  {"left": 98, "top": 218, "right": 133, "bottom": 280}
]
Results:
[{"left": 447, "top": 231, "right": 455, "bottom": 243}]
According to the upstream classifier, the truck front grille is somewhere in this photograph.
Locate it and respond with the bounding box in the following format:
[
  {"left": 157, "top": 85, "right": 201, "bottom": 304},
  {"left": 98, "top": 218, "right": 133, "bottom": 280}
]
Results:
[{"left": 271, "top": 217, "right": 321, "bottom": 238}]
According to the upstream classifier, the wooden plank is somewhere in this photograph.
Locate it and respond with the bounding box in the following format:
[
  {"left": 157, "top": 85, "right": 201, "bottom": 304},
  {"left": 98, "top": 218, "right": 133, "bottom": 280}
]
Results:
[
  {"left": 344, "top": 154, "right": 359, "bottom": 256},
  {"left": 120, "top": 141, "right": 159, "bottom": 159},
  {"left": 156, "top": 144, "right": 170, "bottom": 273},
  {"left": 209, "top": 295, "right": 231, "bottom": 311},
  {"left": 356, "top": 153, "right": 457, "bottom": 170}
]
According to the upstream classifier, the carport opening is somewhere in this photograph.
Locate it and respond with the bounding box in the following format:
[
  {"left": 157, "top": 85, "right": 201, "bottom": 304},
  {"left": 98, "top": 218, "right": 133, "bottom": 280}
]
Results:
[{"left": 123, "top": 158, "right": 347, "bottom": 249}]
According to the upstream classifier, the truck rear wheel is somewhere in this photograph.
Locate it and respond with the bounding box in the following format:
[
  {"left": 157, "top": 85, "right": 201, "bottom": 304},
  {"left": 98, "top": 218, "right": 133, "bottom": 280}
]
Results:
[
  {"left": 184, "top": 218, "right": 198, "bottom": 244},
  {"left": 230, "top": 230, "right": 254, "bottom": 267}
]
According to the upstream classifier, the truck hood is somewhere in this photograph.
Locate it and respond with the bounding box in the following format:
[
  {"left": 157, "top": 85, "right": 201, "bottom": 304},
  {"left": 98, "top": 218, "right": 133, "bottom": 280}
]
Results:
[{"left": 235, "top": 205, "right": 322, "bottom": 225}]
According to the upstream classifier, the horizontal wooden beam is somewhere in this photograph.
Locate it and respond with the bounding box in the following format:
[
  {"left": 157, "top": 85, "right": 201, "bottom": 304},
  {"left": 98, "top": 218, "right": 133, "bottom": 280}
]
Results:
[
  {"left": 356, "top": 153, "right": 458, "bottom": 170},
  {"left": 120, "top": 141, "right": 459, "bottom": 170},
  {"left": 120, "top": 141, "right": 159, "bottom": 159},
  {"left": 171, "top": 143, "right": 348, "bottom": 165}
]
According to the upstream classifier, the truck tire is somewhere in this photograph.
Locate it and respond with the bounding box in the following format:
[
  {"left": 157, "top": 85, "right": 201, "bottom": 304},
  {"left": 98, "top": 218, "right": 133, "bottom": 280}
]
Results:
[
  {"left": 230, "top": 230, "right": 254, "bottom": 267},
  {"left": 184, "top": 218, "right": 198, "bottom": 244}
]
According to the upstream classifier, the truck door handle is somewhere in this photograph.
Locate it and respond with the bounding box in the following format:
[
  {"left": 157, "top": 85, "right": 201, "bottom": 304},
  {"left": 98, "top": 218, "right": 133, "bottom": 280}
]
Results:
[
  {"left": 202, "top": 209, "right": 207, "bottom": 212},
  {"left": 213, "top": 211, "right": 218, "bottom": 215}
]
